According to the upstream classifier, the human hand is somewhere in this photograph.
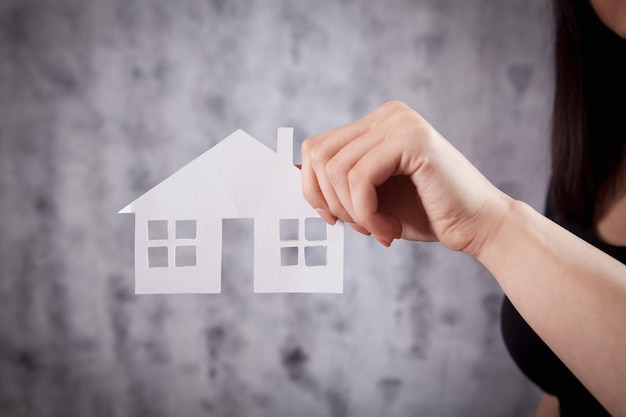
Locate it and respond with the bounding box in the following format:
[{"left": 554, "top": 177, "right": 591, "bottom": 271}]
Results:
[{"left": 301, "top": 101, "right": 512, "bottom": 255}]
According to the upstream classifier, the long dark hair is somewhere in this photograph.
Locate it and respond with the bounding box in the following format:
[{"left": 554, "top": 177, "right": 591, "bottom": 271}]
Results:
[{"left": 550, "top": 0, "right": 626, "bottom": 226}]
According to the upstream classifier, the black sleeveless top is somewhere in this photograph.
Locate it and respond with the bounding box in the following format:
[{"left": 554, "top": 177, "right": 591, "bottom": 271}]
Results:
[{"left": 500, "top": 194, "right": 626, "bottom": 416}]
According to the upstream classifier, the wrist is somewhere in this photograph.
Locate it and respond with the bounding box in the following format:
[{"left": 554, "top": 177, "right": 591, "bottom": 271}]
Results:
[
  {"left": 464, "top": 191, "right": 522, "bottom": 260},
  {"left": 471, "top": 197, "right": 535, "bottom": 264}
]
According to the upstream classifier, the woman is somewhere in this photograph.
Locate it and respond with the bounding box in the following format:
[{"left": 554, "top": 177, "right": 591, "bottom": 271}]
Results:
[
  {"left": 300, "top": 0, "right": 626, "bottom": 415},
  {"left": 502, "top": 1, "right": 626, "bottom": 415}
]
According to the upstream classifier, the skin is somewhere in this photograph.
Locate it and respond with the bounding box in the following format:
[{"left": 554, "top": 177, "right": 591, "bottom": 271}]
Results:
[
  {"left": 304, "top": 4, "right": 626, "bottom": 415},
  {"left": 301, "top": 100, "right": 626, "bottom": 416},
  {"left": 535, "top": 2, "right": 626, "bottom": 414},
  {"left": 590, "top": 0, "right": 626, "bottom": 38},
  {"left": 534, "top": 393, "right": 559, "bottom": 417}
]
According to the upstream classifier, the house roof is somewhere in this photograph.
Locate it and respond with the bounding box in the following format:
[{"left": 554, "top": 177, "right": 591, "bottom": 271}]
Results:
[{"left": 118, "top": 129, "right": 314, "bottom": 218}]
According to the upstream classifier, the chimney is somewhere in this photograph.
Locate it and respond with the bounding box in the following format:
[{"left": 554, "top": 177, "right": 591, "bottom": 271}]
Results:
[{"left": 277, "top": 127, "right": 294, "bottom": 165}]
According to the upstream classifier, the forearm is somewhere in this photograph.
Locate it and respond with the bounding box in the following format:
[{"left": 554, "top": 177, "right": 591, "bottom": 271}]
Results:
[
  {"left": 534, "top": 393, "right": 559, "bottom": 417},
  {"left": 476, "top": 199, "right": 626, "bottom": 415}
]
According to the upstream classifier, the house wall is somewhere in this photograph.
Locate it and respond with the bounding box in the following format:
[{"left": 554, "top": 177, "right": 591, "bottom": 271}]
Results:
[
  {"left": 135, "top": 214, "right": 223, "bottom": 294},
  {"left": 254, "top": 213, "right": 343, "bottom": 293},
  {"left": 0, "top": 0, "right": 552, "bottom": 416}
]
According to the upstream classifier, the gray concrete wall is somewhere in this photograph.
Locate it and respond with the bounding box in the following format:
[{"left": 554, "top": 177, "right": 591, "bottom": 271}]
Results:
[{"left": 0, "top": 0, "right": 553, "bottom": 416}]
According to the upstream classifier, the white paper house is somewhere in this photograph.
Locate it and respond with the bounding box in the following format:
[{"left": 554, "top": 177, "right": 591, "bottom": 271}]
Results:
[{"left": 119, "top": 128, "right": 344, "bottom": 294}]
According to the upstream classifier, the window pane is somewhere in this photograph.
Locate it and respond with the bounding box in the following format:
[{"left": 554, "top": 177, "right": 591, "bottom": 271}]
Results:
[
  {"left": 305, "top": 246, "right": 326, "bottom": 266},
  {"left": 176, "top": 245, "right": 196, "bottom": 267},
  {"left": 148, "top": 247, "right": 168, "bottom": 267},
  {"left": 148, "top": 220, "right": 168, "bottom": 240},
  {"left": 176, "top": 220, "right": 197, "bottom": 239},
  {"left": 305, "top": 217, "right": 327, "bottom": 241},
  {"left": 281, "top": 247, "right": 298, "bottom": 266},
  {"left": 279, "top": 219, "right": 299, "bottom": 241}
]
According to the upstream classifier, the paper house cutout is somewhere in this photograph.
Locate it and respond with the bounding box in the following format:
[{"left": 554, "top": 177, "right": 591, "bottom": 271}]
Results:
[{"left": 119, "top": 128, "right": 344, "bottom": 294}]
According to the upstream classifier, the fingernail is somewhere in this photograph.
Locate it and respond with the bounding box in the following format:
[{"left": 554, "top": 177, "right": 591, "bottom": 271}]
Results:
[
  {"left": 316, "top": 208, "right": 337, "bottom": 225},
  {"left": 374, "top": 235, "right": 392, "bottom": 247},
  {"left": 348, "top": 222, "right": 371, "bottom": 236}
]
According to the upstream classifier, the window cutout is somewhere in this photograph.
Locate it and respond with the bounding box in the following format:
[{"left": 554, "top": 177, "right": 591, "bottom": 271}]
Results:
[
  {"left": 280, "top": 219, "right": 299, "bottom": 241},
  {"left": 148, "top": 247, "right": 168, "bottom": 267},
  {"left": 176, "top": 220, "right": 197, "bottom": 239},
  {"left": 305, "top": 217, "right": 327, "bottom": 241},
  {"left": 281, "top": 246, "right": 298, "bottom": 266},
  {"left": 176, "top": 245, "right": 196, "bottom": 267},
  {"left": 305, "top": 246, "right": 326, "bottom": 266},
  {"left": 148, "top": 220, "right": 168, "bottom": 240}
]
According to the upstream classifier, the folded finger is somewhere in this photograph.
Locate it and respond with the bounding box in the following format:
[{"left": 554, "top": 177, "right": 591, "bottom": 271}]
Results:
[
  {"left": 326, "top": 128, "right": 386, "bottom": 224},
  {"left": 306, "top": 123, "right": 371, "bottom": 222},
  {"left": 348, "top": 138, "right": 406, "bottom": 244}
]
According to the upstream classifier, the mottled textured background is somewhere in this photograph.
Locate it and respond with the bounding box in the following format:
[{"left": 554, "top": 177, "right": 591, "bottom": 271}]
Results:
[{"left": 0, "top": 0, "right": 553, "bottom": 416}]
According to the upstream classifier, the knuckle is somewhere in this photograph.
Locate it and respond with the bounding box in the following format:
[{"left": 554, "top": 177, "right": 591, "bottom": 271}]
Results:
[
  {"left": 301, "top": 137, "right": 314, "bottom": 155},
  {"left": 352, "top": 199, "right": 377, "bottom": 229},
  {"left": 350, "top": 207, "right": 366, "bottom": 226},
  {"left": 325, "top": 157, "right": 345, "bottom": 183},
  {"left": 308, "top": 144, "right": 327, "bottom": 167},
  {"left": 347, "top": 165, "right": 364, "bottom": 188},
  {"left": 383, "top": 99, "right": 408, "bottom": 112}
]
